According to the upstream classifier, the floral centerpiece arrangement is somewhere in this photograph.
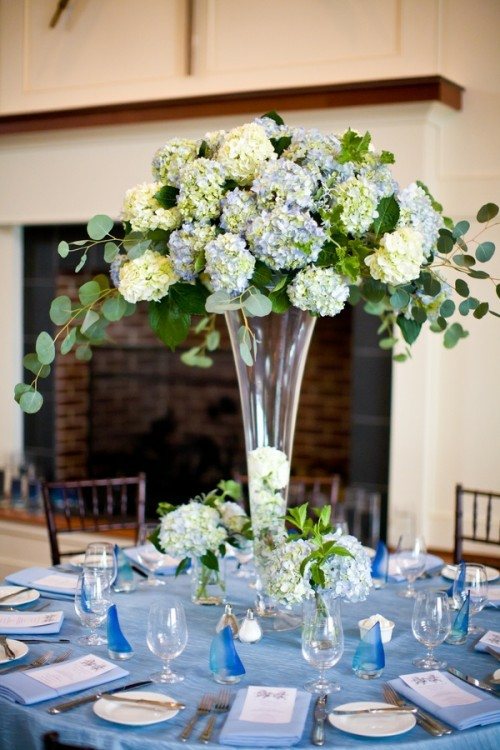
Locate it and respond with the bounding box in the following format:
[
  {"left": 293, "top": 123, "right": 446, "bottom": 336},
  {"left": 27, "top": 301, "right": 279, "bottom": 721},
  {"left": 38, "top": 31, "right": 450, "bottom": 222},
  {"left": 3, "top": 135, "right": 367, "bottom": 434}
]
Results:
[
  {"left": 265, "top": 503, "right": 372, "bottom": 607},
  {"left": 15, "top": 111, "right": 498, "bottom": 414},
  {"left": 153, "top": 479, "right": 252, "bottom": 605}
]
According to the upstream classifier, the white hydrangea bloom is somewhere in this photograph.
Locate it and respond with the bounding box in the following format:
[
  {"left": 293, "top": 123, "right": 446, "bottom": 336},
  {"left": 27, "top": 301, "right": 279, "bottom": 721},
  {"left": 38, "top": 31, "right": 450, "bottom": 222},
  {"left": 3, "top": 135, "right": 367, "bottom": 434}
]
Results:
[
  {"left": 398, "top": 182, "right": 443, "bottom": 256},
  {"left": 251, "top": 160, "right": 316, "bottom": 210},
  {"left": 177, "top": 158, "right": 226, "bottom": 222},
  {"left": 247, "top": 447, "right": 290, "bottom": 490},
  {"left": 216, "top": 500, "right": 248, "bottom": 534},
  {"left": 265, "top": 539, "right": 314, "bottom": 606},
  {"left": 365, "top": 226, "right": 425, "bottom": 285},
  {"left": 220, "top": 189, "right": 258, "bottom": 234},
  {"left": 216, "top": 123, "right": 276, "bottom": 185},
  {"left": 159, "top": 502, "right": 226, "bottom": 558},
  {"left": 252, "top": 116, "right": 290, "bottom": 139},
  {"left": 283, "top": 127, "right": 340, "bottom": 179},
  {"left": 247, "top": 207, "right": 325, "bottom": 271},
  {"left": 168, "top": 222, "right": 217, "bottom": 281},
  {"left": 122, "top": 182, "right": 182, "bottom": 233},
  {"left": 332, "top": 176, "right": 379, "bottom": 236},
  {"left": 200, "top": 129, "right": 227, "bottom": 157},
  {"left": 287, "top": 267, "right": 350, "bottom": 317},
  {"left": 151, "top": 139, "right": 198, "bottom": 187},
  {"left": 118, "top": 249, "right": 179, "bottom": 303},
  {"left": 205, "top": 233, "right": 255, "bottom": 294},
  {"left": 322, "top": 531, "right": 372, "bottom": 603}
]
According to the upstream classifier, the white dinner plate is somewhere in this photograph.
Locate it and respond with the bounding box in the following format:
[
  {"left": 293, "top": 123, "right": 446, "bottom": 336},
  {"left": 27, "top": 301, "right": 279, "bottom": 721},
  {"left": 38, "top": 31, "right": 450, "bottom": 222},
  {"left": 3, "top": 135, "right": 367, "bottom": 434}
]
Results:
[
  {"left": 67, "top": 553, "right": 86, "bottom": 568},
  {"left": 441, "top": 564, "right": 499, "bottom": 582},
  {"left": 93, "top": 691, "right": 180, "bottom": 726},
  {"left": 328, "top": 701, "right": 416, "bottom": 738},
  {"left": 0, "top": 638, "right": 29, "bottom": 665},
  {"left": 0, "top": 585, "right": 40, "bottom": 608}
]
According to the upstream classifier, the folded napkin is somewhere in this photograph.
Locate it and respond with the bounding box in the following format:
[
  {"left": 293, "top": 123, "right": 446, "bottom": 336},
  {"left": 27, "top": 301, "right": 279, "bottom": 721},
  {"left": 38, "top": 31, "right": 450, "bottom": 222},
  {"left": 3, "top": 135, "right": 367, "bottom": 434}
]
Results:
[
  {"left": 0, "top": 654, "right": 128, "bottom": 705},
  {"left": 0, "top": 610, "right": 64, "bottom": 635},
  {"left": 5, "top": 568, "right": 78, "bottom": 600},
  {"left": 124, "top": 545, "right": 181, "bottom": 576},
  {"left": 219, "top": 688, "right": 311, "bottom": 747},
  {"left": 389, "top": 673, "right": 500, "bottom": 730},
  {"left": 388, "top": 553, "right": 444, "bottom": 583},
  {"left": 475, "top": 630, "right": 500, "bottom": 656}
]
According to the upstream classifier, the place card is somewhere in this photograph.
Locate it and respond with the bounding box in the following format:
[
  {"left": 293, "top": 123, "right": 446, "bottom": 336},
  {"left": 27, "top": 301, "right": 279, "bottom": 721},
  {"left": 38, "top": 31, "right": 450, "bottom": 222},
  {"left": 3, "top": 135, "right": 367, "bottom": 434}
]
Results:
[
  {"left": 28, "top": 654, "right": 115, "bottom": 690},
  {"left": 0, "top": 611, "right": 63, "bottom": 629},
  {"left": 239, "top": 686, "right": 297, "bottom": 724},
  {"left": 476, "top": 630, "right": 500, "bottom": 652},
  {"left": 400, "top": 671, "right": 481, "bottom": 707},
  {"left": 34, "top": 573, "right": 78, "bottom": 591}
]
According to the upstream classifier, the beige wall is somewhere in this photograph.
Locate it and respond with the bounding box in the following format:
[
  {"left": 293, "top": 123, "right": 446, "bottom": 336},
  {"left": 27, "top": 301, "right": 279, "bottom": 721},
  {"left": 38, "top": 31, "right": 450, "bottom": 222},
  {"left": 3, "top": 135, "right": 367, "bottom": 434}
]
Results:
[{"left": 0, "top": 0, "right": 499, "bottom": 551}]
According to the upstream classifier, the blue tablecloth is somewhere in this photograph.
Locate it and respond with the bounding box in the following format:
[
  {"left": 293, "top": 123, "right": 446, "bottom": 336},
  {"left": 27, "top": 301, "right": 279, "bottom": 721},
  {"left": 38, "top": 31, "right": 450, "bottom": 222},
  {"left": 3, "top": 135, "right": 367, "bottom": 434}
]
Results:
[{"left": 0, "top": 563, "right": 499, "bottom": 749}]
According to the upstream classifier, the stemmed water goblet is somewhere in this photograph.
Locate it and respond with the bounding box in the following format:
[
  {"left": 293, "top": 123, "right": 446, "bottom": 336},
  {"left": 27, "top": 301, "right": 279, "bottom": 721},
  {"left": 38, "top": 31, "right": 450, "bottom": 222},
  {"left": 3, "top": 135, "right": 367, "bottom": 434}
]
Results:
[
  {"left": 136, "top": 523, "right": 168, "bottom": 587},
  {"left": 146, "top": 599, "right": 188, "bottom": 683},
  {"left": 411, "top": 590, "right": 451, "bottom": 669},
  {"left": 301, "top": 591, "right": 344, "bottom": 693},
  {"left": 83, "top": 542, "right": 117, "bottom": 588},
  {"left": 74, "top": 569, "right": 112, "bottom": 645},
  {"left": 393, "top": 534, "right": 427, "bottom": 598},
  {"left": 452, "top": 563, "right": 488, "bottom": 634}
]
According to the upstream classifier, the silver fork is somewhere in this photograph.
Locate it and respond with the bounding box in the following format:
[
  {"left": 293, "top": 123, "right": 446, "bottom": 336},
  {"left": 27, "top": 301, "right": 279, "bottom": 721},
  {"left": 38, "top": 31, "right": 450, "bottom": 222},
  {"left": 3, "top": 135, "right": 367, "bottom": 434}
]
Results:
[
  {"left": 0, "top": 650, "right": 54, "bottom": 676},
  {"left": 50, "top": 648, "right": 72, "bottom": 665},
  {"left": 0, "top": 636, "right": 16, "bottom": 660},
  {"left": 199, "top": 689, "right": 231, "bottom": 744},
  {"left": 179, "top": 693, "right": 213, "bottom": 741},
  {"left": 383, "top": 683, "right": 452, "bottom": 736}
]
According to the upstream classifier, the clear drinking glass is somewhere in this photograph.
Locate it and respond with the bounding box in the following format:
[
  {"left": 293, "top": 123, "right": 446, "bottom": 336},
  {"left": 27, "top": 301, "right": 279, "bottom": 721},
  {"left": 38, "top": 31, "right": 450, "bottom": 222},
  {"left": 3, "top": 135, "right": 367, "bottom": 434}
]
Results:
[
  {"left": 393, "top": 534, "right": 427, "bottom": 598},
  {"left": 83, "top": 542, "right": 117, "bottom": 587},
  {"left": 412, "top": 591, "right": 451, "bottom": 669},
  {"left": 146, "top": 599, "right": 188, "bottom": 683},
  {"left": 302, "top": 591, "right": 344, "bottom": 694},
  {"left": 136, "top": 524, "right": 168, "bottom": 587},
  {"left": 74, "top": 569, "right": 111, "bottom": 645},
  {"left": 452, "top": 563, "right": 488, "bottom": 634}
]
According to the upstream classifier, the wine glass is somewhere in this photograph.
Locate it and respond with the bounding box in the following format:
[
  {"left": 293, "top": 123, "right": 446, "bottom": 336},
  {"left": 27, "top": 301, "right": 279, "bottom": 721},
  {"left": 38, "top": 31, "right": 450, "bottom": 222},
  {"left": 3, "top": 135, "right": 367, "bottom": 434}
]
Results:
[
  {"left": 452, "top": 563, "right": 488, "bottom": 634},
  {"left": 136, "top": 523, "right": 168, "bottom": 587},
  {"left": 301, "top": 592, "right": 344, "bottom": 693},
  {"left": 411, "top": 591, "right": 451, "bottom": 669},
  {"left": 146, "top": 599, "right": 188, "bottom": 683},
  {"left": 83, "top": 542, "right": 117, "bottom": 587},
  {"left": 74, "top": 569, "right": 111, "bottom": 645},
  {"left": 393, "top": 534, "right": 427, "bottom": 598}
]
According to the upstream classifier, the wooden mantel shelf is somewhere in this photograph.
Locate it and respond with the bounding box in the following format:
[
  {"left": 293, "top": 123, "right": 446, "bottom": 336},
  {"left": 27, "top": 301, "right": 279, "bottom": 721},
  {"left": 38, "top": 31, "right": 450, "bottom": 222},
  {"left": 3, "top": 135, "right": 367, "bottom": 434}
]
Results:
[{"left": 0, "top": 76, "right": 463, "bottom": 136}]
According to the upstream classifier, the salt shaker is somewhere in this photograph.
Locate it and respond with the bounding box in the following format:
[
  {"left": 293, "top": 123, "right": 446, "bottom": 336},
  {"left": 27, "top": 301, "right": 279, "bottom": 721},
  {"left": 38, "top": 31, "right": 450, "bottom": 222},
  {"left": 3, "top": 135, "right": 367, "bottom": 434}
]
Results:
[
  {"left": 216, "top": 603, "right": 239, "bottom": 638},
  {"left": 238, "top": 609, "right": 263, "bottom": 643}
]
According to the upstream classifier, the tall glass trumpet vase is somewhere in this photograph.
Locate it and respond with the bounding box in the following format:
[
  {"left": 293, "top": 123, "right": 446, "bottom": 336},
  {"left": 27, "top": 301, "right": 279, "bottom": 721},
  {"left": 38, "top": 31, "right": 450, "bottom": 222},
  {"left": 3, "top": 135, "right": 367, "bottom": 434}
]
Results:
[{"left": 226, "top": 308, "right": 316, "bottom": 617}]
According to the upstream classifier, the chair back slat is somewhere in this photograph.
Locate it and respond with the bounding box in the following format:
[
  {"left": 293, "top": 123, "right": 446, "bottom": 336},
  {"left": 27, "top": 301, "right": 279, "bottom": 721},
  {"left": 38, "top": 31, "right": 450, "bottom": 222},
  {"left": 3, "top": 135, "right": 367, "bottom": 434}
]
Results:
[{"left": 453, "top": 484, "right": 500, "bottom": 564}]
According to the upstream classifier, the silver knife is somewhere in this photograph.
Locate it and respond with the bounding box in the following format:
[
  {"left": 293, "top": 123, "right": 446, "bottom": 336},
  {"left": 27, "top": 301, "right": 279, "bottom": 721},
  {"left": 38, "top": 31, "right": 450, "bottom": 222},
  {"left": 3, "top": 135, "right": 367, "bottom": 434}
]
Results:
[
  {"left": 332, "top": 707, "right": 417, "bottom": 715},
  {"left": 47, "top": 680, "right": 153, "bottom": 713},
  {"left": 312, "top": 694, "right": 328, "bottom": 746},
  {"left": 447, "top": 666, "right": 500, "bottom": 696}
]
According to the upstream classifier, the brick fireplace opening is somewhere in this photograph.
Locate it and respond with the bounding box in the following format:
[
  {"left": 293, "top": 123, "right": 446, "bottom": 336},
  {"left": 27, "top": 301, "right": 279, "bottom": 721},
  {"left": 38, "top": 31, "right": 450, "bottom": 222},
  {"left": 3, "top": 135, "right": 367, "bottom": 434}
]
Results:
[{"left": 24, "top": 225, "right": 391, "bottom": 522}]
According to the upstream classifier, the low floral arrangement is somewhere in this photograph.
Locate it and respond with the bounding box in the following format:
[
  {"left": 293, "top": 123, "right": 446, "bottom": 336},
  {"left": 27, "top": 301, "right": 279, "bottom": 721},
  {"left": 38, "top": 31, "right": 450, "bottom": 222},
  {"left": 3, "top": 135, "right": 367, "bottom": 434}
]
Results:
[
  {"left": 15, "top": 112, "right": 498, "bottom": 414},
  {"left": 153, "top": 479, "right": 252, "bottom": 576},
  {"left": 264, "top": 504, "right": 372, "bottom": 607}
]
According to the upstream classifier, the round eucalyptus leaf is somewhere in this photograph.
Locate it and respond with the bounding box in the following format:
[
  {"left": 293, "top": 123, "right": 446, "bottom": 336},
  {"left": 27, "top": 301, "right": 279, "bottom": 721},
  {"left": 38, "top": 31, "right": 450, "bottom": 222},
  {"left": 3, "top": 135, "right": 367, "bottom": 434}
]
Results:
[
  {"left": 81, "top": 309, "right": 100, "bottom": 334},
  {"left": 476, "top": 202, "right": 499, "bottom": 223},
  {"left": 393, "top": 353, "right": 408, "bottom": 362},
  {"left": 239, "top": 340, "right": 253, "bottom": 366},
  {"left": 243, "top": 291, "right": 272, "bottom": 317},
  {"left": 36, "top": 331, "right": 55, "bottom": 365},
  {"left": 379, "top": 337, "right": 397, "bottom": 350},
  {"left": 58, "top": 241, "right": 70, "bottom": 258},
  {"left": 78, "top": 280, "right": 101, "bottom": 306},
  {"left": 455, "top": 279, "right": 469, "bottom": 297},
  {"left": 206, "top": 330, "right": 220, "bottom": 351},
  {"left": 436, "top": 316, "right": 447, "bottom": 330},
  {"left": 14, "top": 383, "right": 31, "bottom": 404},
  {"left": 473, "top": 302, "right": 489, "bottom": 319},
  {"left": 454, "top": 254, "right": 475, "bottom": 268},
  {"left": 458, "top": 300, "right": 470, "bottom": 316},
  {"left": 468, "top": 270, "right": 490, "bottom": 279},
  {"left": 476, "top": 241, "right": 495, "bottom": 263},
  {"left": 453, "top": 220, "right": 470, "bottom": 238},
  {"left": 411, "top": 306, "right": 428, "bottom": 325},
  {"left": 19, "top": 389, "right": 43, "bottom": 414},
  {"left": 437, "top": 233, "right": 454, "bottom": 254},
  {"left": 75, "top": 252, "right": 88, "bottom": 273},
  {"left": 389, "top": 289, "right": 410, "bottom": 309},
  {"left": 60, "top": 329, "right": 77, "bottom": 355},
  {"left": 104, "top": 242, "right": 120, "bottom": 263},
  {"left": 75, "top": 345, "right": 92, "bottom": 362},
  {"left": 102, "top": 295, "right": 127, "bottom": 322},
  {"left": 50, "top": 295, "right": 72, "bottom": 325},
  {"left": 440, "top": 299, "right": 455, "bottom": 318},
  {"left": 23, "top": 353, "right": 50, "bottom": 378},
  {"left": 444, "top": 322, "right": 468, "bottom": 349},
  {"left": 87, "top": 214, "right": 114, "bottom": 240}
]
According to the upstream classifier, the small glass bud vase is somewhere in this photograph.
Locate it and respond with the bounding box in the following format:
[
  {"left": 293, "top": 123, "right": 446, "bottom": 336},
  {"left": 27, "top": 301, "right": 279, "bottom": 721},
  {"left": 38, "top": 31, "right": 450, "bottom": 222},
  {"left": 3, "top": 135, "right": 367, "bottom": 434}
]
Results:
[{"left": 191, "top": 556, "right": 226, "bottom": 606}]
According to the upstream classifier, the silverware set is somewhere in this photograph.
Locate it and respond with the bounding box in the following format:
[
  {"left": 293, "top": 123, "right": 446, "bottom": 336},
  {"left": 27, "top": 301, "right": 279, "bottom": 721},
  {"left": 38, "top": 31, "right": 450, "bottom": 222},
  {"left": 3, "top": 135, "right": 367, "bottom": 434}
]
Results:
[
  {"left": 179, "top": 693, "right": 213, "bottom": 741},
  {"left": 199, "top": 690, "right": 231, "bottom": 744},
  {"left": 383, "top": 683, "right": 452, "bottom": 736},
  {"left": 0, "top": 648, "right": 72, "bottom": 675}
]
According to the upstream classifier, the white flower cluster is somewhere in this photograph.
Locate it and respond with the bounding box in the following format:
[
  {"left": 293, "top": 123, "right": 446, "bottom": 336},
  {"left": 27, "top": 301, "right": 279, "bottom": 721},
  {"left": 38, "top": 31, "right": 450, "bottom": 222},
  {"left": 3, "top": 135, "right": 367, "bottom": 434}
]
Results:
[
  {"left": 159, "top": 502, "right": 226, "bottom": 559},
  {"left": 322, "top": 531, "right": 373, "bottom": 602},
  {"left": 216, "top": 123, "right": 276, "bottom": 185},
  {"left": 118, "top": 249, "right": 178, "bottom": 303},
  {"left": 398, "top": 182, "right": 443, "bottom": 256},
  {"left": 205, "top": 233, "right": 255, "bottom": 293},
  {"left": 152, "top": 139, "right": 198, "bottom": 187},
  {"left": 247, "top": 207, "right": 325, "bottom": 271},
  {"left": 265, "top": 537, "right": 313, "bottom": 606},
  {"left": 169, "top": 223, "right": 217, "bottom": 281},
  {"left": 177, "top": 158, "right": 226, "bottom": 222},
  {"left": 247, "top": 447, "right": 289, "bottom": 538},
  {"left": 365, "top": 226, "right": 425, "bottom": 285},
  {"left": 288, "top": 267, "right": 350, "bottom": 317},
  {"left": 122, "top": 182, "right": 181, "bottom": 233}
]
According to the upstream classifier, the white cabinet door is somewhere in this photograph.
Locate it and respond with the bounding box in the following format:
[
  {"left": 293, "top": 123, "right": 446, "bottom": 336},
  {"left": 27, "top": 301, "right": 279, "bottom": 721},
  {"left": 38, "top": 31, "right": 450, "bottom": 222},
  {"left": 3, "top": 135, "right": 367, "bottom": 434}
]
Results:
[{"left": 0, "top": 0, "right": 190, "bottom": 114}]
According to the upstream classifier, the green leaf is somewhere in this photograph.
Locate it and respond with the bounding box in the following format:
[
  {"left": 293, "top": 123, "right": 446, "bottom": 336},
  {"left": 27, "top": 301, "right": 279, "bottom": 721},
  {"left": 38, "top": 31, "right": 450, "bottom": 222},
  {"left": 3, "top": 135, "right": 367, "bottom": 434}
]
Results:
[
  {"left": 78, "top": 280, "right": 101, "bottom": 306},
  {"left": 200, "top": 549, "right": 219, "bottom": 572},
  {"left": 476, "top": 202, "right": 499, "bottom": 223},
  {"left": 393, "top": 352, "right": 408, "bottom": 362},
  {"left": 473, "top": 302, "right": 489, "bottom": 319},
  {"left": 435, "top": 316, "right": 447, "bottom": 330},
  {"left": 421, "top": 273, "right": 441, "bottom": 297},
  {"left": 396, "top": 315, "right": 422, "bottom": 345},
  {"left": 444, "top": 322, "right": 469, "bottom": 348},
  {"left": 437, "top": 231, "right": 455, "bottom": 254},
  {"left": 36, "top": 331, "right": 55, "bottom": 365},
  {"left": 169, "top": 282, "right": 210, "bottom": 315},
  {"left": 379, "top": 150, "right": 395, "bottom": 164},
  {"left": 497, "top": 284, "right": 500, "bottom": 299},
  {"left": 238, "top": 326, "right": 254, "bottom": 366},
  {"left": 81, "top": 309, "right": 100, "bottom": 334},
  {"left": 251, "top": 260, "right": 273, "bottom": 289},
  {"left": 348, "top": 285, "right": 361, "bottom": 305},
  {"left": 23, "top": 353, "right": 50, "bottom": 377},
  {"left": 454, "top": 254, "right": 476, "bottom": 268},
  {"left": 60, "top": 328, "right": 77, "bottom": 355},
  {"left": 14, "top": 383, "right": 32, "bottom": 404},
  {"left": 453, "top": 220, "right": 470, "bottom": 238},
  {"left": 362, "top": 277, "right": 386, "bottom": 303},
  {"left": 371, "top": 196, "right": 400, "bottom": 236},
  {"left": 389, "top": 289, "right": 410, "bottom": 309},
  {"left": 468, "top": 270, "right": 490, "bottom": 279},
  {"left": 338, "top": 129, "right": 371, "bottom": 164},
  {"left": 206, "top": 330, "right": 220, "bottom": 351},
  {"left": 175, "top": 557, "right": 191, "bottom": 576},
  {"left": 154, "top": 184, "right": 179, "bottom": 209},
  {"left": 269, "top": 286, "right": 291, "bottom": 313},
  {"left": 243, "top": 290, "right": 273, "bottom": 317},
  {"left": 75, "top": 253, "right": 88, "bottom": 273},
  {"left": 270, "top": 135, "right": 292, "bottom": 156},
  {"left": 476, "top": 241, "right": 495, "bottom": 262},
  {"left": 58, "top": 240, "right": 70, "bottom": 258},
  {"left": 198, "top": 140, "right": 209, "bottom": 158},
  {"left": 50, "top": 295, "right": 72, "bottom": 325},
  {"left": 75, "top": 344, "right": 92, "bottom": 361},
  {"left": 455, "top": 279, "right": 469, "bottom": 297},
  {"left": 261, "top": 110, "right": 284, "bottom": 126},
  {"left": 104, "top": 242, "right": 120, "bottom": 263},
  {"left": 180, "top": 348, "right": 213, "bottom": 368},
  {"left": 87, "top": 214, "right": 114, "bottom": 240},
  {"left": 149, "top": 297, "right": 190, "bottom": 350},
  {"left": 205, "top": 291, "right": 242, "bottom": 313},
  {"left": 126, "top": 240, "right": 151, "bottom": 260},
  {"left": 458, "top": 299, "right": 470, "bottom": 316},
  {"left": 416, "top": 181, "right": 443, "bottom": 213},
  {"left": 102, "top": 295, "right": 127, "bottom": 322},
  {"left": 411, "top": 305, "right": 428, "bottom": 325},
  {"left": 379, "top": 337, "right": 397, "bottom": 349},
  {"left": 19, "top": 389, "right": 43, "bottom": 414},
  {"left": 440, "top": 299, "right": 455, "bottom": 318}
]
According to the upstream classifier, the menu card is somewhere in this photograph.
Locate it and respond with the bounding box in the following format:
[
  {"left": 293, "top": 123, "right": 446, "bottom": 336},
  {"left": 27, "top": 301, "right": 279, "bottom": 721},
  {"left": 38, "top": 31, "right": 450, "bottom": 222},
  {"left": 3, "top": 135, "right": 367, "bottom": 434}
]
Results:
[
  {"left": 239, "top": 686, "right": 297, "bottom": 724},
  {"left": 400, "top": 671, "right": 481, "bottom": 707},
  {"left": 34, "top": 574, "right": 78, "bottom": 591},
  {"left": 0, "top": 611, "right": 63, "bottom": 630},
  {"left": 475, "top": 630, "right": 500, "bottom": 654},
  {"left": 29, "top": 655, "right": 115, "bottom": 689}
]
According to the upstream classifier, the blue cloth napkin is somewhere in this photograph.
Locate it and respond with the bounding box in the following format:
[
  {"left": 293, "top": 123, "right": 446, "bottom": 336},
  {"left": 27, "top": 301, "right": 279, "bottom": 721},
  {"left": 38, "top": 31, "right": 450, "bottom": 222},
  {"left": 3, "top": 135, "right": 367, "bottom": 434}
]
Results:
[
  {"left": 388, "top": 553, "right": 444, "bottom": 583},
  {"left": 0, "top": 611, "right": 64, "bottom": 635},
  {"left": 0, "top": 654, "right": 128, "bottom": 705},
  {"left": 474, "top": 631, "right": 500, "bottom": 656},
  {"left": 124, "top": 545, "right": 181, "bottom": 576},
  {"left": 219, "top": 688, "right": 311, "bottom": 747},
  {"left": 5, "top": 568, "right": 77, "bottom": 600},
  {"left": 389, "top": 673, "right": 500, "bottom": 729},
  {"left": 371, "top": 541, "right": 389, "bottom": 584}
]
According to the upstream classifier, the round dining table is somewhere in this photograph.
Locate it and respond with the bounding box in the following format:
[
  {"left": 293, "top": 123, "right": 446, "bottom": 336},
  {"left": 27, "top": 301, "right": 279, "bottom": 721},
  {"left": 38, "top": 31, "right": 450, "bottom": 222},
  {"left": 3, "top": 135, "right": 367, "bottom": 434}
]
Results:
[{"left": 0, "top": 560, "right": 499, "bottom": 750}]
